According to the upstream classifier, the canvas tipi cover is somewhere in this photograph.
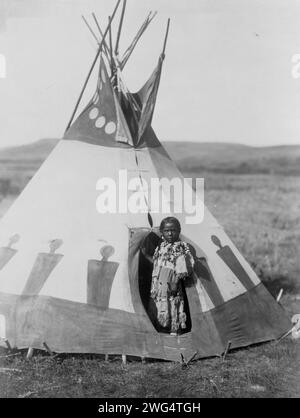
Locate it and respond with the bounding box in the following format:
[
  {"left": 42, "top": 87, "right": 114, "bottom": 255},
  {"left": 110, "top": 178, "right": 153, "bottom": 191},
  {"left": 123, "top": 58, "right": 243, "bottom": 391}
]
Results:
[{"left": 0, "top": 9, "right": 291, "bottom": 361}]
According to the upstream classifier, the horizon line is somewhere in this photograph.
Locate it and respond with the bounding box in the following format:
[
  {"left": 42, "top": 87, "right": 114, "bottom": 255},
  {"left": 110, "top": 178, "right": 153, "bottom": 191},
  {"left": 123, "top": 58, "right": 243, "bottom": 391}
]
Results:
[{"left": 0, "top": 137, "right": 299, "bottom": 151}]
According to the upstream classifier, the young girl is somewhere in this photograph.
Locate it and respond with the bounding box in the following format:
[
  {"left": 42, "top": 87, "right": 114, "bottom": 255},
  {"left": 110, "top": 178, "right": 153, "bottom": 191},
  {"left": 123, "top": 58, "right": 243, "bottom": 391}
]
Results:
[{"left": 150, "top": 217, "right": 195, "bottom": 335}]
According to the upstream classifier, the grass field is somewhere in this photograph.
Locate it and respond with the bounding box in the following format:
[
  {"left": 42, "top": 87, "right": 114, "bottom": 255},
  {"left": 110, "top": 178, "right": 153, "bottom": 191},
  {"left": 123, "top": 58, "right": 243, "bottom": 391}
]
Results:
[
  {"left": 0, "top": 333, "right": 299, "bottom": 398},
  {"left": 0, "top": 141, "right": 299, "bottom": 398}
]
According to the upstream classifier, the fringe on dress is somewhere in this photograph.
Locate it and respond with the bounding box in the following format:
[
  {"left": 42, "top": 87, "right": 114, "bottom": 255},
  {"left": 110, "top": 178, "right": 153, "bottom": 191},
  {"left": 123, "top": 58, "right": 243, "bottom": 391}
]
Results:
[{"left": 150, "top": 240, "right": 195, "bottom": 333}]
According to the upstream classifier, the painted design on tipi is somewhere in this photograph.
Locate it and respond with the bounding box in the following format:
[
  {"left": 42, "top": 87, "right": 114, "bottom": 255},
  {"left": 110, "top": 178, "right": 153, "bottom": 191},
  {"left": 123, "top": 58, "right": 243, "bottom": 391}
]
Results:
[
  {"left": 193, "top": 256, "right": 225, "bottom": 307},
  {"left": 0, "top": 234, "right": 20, "bottom": 272},
  {"left": 211, "top": 235, "right": 254, "bottom": 290},
  {"left": 87, "top": 244, "right": 119, "bottom": 307},
  {"left": 64, "top": 56, "right": 133, "bottom": 147},
  {"left": 134, "top": 55, "right": 163, "bottom": 144},
  {"left": 22, "top": 239, "right": 64, "bottom": 296}
]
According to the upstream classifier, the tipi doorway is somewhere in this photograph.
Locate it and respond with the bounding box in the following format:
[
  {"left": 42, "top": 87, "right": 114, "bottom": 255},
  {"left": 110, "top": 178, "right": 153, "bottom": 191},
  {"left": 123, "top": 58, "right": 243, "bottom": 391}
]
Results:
[{"left": 138, "top": 231, "right": 192, "bottom": 335}]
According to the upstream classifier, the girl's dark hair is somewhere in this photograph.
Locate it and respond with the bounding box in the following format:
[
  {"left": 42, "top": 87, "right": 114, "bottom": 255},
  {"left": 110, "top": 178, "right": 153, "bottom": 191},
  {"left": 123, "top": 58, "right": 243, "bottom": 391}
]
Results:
[{"left": 159, "top": 217, "right": 181, "bottom": 233}]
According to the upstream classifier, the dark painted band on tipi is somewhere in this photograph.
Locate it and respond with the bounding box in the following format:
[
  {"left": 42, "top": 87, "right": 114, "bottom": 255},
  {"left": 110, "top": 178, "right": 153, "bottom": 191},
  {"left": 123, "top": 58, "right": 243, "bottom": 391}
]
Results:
[{"left": 0, "top": 283, "right": 291, "bottom": 362}]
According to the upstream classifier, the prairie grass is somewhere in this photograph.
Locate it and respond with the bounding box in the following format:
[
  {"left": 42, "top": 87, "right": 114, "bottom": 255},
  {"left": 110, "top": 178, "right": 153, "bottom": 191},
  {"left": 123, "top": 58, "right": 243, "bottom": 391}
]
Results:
[{"left": 0, "top": 336, "right": 299, "bottom": 398}]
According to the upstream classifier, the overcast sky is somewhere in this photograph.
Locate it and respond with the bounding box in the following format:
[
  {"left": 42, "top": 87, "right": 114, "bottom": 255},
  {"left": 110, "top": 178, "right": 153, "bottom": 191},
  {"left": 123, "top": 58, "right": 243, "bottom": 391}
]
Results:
[{"left": 1, "top": 0, "right": 300, "bottom": 148}]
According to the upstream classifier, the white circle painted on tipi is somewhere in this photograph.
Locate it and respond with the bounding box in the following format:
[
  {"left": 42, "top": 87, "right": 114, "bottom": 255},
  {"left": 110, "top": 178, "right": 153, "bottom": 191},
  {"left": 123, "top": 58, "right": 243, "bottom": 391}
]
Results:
[
  {"left": 89, "top": 108, "right": 99, "bottom": 120},
  {"left": 105, "top": 121, "right": 117, "bottom": 134},
  {"left": 95, "top": 116, "right": 106, "bottom": 128},
  {"left": 101, "top": 69, "right": 106, "bottom": 83}
]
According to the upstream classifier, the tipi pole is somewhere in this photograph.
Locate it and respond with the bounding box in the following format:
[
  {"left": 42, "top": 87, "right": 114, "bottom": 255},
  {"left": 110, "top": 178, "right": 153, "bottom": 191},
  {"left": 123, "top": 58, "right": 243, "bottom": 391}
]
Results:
[
  {"left": 120, "top": 11, "right": 157, "bottom": 70},
  {"left": 115, "top": 0, "right": 127, "bottom": 55},
  {"left": 82, "top": 15, "right": 99, "bottom": 44},
  {"left": 162, "top": 18, "right": 170, "bottom": 58},
  {"left": 92, "top": 13, "right": 110, "bottom": 57},
  {"left": 108, "top": 16, "right": 114, "bottom": 76},
  {"left": 65, "top": 0, "right": 122, "bottom": 132}
]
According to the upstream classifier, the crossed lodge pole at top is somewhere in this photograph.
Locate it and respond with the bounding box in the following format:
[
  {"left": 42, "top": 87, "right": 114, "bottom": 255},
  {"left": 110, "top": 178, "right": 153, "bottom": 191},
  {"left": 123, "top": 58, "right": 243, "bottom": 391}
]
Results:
[{"left": 65, "top": 0, "right": 122, "bottom": 132}]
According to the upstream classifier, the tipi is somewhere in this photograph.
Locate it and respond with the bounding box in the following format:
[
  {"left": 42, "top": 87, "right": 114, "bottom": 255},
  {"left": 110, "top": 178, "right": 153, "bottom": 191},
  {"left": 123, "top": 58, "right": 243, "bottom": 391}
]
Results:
[{"left": 0, "top": 1, "right": 291, "bottom": 361}]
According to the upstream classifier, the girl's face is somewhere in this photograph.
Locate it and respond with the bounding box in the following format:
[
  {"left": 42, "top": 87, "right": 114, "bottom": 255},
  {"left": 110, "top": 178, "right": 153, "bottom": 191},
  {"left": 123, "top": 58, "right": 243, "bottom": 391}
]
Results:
[{"left": 161, "top": 222, "right": 180, "bottom": 244}]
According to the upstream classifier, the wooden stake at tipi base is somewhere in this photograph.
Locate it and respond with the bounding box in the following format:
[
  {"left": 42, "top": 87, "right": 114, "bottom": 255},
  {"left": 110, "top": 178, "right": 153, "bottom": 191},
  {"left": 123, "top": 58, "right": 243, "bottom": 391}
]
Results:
[
  {"left": 4, "top": 339, "right": 12, "bottom": 352},
  {"left": 26, "top": 348, "right": 34, "bottom": 360},
  {"left": 43, "top": 342, "right": 54, "bottom": 356},
  {"left": 222, "top": 341, "right": 232, "bottom": 362}
]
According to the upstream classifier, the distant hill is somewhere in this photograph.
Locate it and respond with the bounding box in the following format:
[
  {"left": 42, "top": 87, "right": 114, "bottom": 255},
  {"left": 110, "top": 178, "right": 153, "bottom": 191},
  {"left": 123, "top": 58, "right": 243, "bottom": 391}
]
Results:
[
  {"left": 163, "top": 142, "right": 300, "bottom": 176},
  {"left": 0, "top": 138, "right": 59, "bottom": 162},
  {"left": 0, "top": 138, "right": 299, "bottom": 176}
]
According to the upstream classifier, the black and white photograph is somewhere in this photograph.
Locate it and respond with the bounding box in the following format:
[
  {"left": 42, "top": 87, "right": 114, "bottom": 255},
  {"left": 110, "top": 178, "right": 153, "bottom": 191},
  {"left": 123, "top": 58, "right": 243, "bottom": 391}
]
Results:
[{"left": 0, "top": 0, "right": 299, "bottom": 401}]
